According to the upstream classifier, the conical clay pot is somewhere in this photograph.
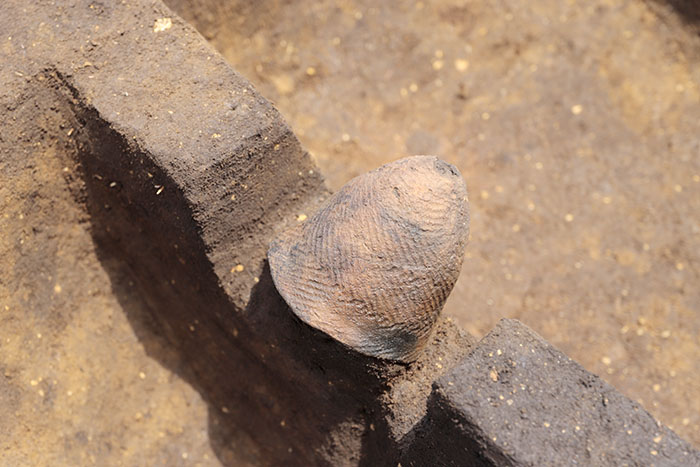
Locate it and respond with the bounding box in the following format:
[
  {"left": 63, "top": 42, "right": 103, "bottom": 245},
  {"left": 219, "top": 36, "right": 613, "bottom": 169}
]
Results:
[{"left": 268, "top": 156, "right": 470, "bottom": 362}]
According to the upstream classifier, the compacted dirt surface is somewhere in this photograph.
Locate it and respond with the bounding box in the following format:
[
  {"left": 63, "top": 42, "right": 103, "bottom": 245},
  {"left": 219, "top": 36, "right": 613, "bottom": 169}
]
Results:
[{"left": 167, "top": 0, "right": 700, "bottom": 447}]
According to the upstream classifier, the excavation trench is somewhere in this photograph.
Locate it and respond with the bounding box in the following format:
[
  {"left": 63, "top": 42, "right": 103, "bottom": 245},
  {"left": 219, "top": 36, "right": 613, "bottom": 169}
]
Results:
[
  {"left": 14, "top": 70, "right": 471, "bottom": 466},
  {"left": 3, "top": 0, "right": 698, "bottom": 464}
]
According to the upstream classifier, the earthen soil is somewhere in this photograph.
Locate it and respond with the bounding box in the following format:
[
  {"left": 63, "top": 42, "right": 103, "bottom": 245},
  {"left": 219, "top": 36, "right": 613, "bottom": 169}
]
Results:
[
  {"left": 167, "top": 0, "right": 700, "bottom": 446},
  {"left": 1, "top": 0, "right": 698, "bottom": 464}
]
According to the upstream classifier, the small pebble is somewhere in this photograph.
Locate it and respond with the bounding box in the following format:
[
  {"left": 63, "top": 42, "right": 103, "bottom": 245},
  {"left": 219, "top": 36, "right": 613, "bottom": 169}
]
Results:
[{"left": 455, "top": 59, "right": 469, "bottom": 71}]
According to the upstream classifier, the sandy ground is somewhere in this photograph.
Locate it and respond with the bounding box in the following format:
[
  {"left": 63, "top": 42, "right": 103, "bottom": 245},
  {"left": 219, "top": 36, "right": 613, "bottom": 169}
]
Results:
[{"left": 167, "top": 0, "right": 700, "bottom": 446}]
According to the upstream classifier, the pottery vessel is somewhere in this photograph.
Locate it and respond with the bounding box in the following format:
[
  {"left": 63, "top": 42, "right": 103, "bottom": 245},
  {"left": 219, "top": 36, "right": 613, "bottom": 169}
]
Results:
[{"left": 268, "top": 156, "right": 470, "bottom": 361}]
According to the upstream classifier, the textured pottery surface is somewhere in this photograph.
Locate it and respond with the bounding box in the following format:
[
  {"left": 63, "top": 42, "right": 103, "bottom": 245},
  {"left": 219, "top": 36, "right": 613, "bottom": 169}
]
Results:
[{"left": 268, "top": 156, "right": 470, "bottom": 361}]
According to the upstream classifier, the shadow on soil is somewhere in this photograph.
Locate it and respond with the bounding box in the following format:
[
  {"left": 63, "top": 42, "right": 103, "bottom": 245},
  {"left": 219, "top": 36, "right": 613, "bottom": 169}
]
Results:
[
  {"left": 61, "top": 76, "right": 399, "bottom": 466},
  {"left": 658, "top": 0, "right": 700, "bottom": 28}
]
